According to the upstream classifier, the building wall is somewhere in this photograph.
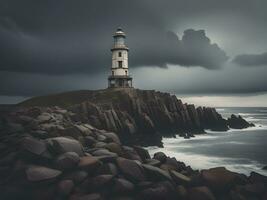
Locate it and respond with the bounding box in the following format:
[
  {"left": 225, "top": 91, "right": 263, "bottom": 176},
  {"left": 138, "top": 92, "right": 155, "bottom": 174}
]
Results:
[{"left": 112, "top": 50, "right": 128, "bottom": 69}]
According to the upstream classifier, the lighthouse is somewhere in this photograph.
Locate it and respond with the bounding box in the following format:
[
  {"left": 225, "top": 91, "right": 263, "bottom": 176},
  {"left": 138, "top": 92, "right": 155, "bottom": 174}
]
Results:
[{"left": 108, "top": 28, "right": 133, "bottom": 88}]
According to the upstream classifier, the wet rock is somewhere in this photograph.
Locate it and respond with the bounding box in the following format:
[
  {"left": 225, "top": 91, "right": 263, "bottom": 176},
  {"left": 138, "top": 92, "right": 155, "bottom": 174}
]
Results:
[
  {"left": 30, "top": 130, "right": 48, "bottom": 139},
  {"left": 249, "top": 171, "right": 267, "bottom": 185},
  {"left": 97, "top": 163, "right": 118, "bottom": 175},
  {"left": 65, "top": 170, "right": 88, "bottom": 184},
  {"left": 47, "top": 137, "right": 84, "bottom": 156},
  {"left": 113, "top": 178, "right": 135, "bottom": 194},
  {"left": 57, "top": 179, "right": 74, "bottom": 196},
  {"left": 89, "top": 174, "right": 114, "bottom": 189},
  {"left": 201, "top": 167, "right": 245, "bottom": 192},
  {"left": 142, "top": 164, "right": 172, "bottom": 182},
  {"left": 95, "top": 142, "right": 107, "bottom": 148},
  {"left": 78, "top": 155, "right": 101, "bottom": 172},
  {"left": 102, "top": 132, "right": 121, "bottom": 144},
  {"left": 145, "top": 159, "right": 161, "bottom": 167},
  {"left": 92, "top": 149, "right": 118, "bottom": 157},
  {"left": 187, "top": 186, "right": 216, "bottom": 200},
  {"left": 96, "top": 155, "right": 118, "bottom": 163},
  {"left": 133, "top": 146, "right": 151, "bottom": 161},
  {"left": 153, "top": 152, "right": 167, "bottom": 163},
  {"left": 55, "top": 152, "right": 80, "bottom": 170},
  {"left": 36, "top": 113, "right": 52, "bottom": 124},
  {"left": 116, "top": 157, "right": 146, "bottom": 182},
  {"left": 84, "top": 136, "right": 97, "bottom": 147},
  {"left": 138, "top": 181, "right": 176, "bottom": 200},
  {"left": 170, "top": 170, "right": 191, "bottom": 185},
  {"left": 227, "top": 114, "right": 254, "bottom": 129},
  {"left": 26, "top": 165, "right": 62, "bottom": 182},
  {"left": 104, "top": 142, "right": 124, "bottom": 156},
  {"left": 21, "top": 137, "right": 47, "bottom": 155},
  {"left": 97, "top": 134, "right": 107, "bottom": 142}
]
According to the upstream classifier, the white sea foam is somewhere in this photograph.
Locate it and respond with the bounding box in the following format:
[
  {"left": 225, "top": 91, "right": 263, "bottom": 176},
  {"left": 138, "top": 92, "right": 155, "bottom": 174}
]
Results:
[{"left": 147, "top": 146, "right": 267, "bottom": 176}]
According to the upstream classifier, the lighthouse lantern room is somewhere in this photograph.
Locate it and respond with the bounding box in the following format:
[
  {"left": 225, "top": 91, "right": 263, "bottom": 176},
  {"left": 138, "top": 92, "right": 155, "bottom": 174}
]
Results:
[{"left": 108, "top": 28, "right": 133, "bottom": 88}]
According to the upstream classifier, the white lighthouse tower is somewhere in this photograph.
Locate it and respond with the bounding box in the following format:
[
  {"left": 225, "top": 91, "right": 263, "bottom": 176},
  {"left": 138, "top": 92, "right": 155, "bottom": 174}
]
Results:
[{"left": 108, "top": 27, "right": 133, "bottom": 88}]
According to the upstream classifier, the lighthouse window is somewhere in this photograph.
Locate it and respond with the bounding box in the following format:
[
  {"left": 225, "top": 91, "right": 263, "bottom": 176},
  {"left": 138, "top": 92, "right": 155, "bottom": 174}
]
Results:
[
  {"left": 118, "top": 52, "right": 122, "bottom": 57},
  {"left": 118, "top": 61, "right": 123, "bottom": 68},
  {"left": 125, "top": 71, "right": 128, "bottom": 75}
]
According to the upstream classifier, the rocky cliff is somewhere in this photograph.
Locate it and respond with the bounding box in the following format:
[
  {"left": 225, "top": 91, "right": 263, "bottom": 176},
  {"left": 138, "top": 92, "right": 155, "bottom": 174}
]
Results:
[
  {"left": 19, "top": 88, "right": 253, "bottom": 146},
  {"left": 0, "top": 105, "right": 265, "bottom": 200}
]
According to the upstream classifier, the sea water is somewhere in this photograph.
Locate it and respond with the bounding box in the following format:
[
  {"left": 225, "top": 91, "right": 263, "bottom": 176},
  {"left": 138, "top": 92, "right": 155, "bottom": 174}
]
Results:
[{"left": 147, "top": 107, "right": 267, "bottom": 176}]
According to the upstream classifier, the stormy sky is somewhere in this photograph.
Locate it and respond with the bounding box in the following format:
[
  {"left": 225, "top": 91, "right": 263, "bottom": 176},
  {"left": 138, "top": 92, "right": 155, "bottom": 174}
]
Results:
[{"left": 1, "top": 0, "right": 267, "bottom": 106}]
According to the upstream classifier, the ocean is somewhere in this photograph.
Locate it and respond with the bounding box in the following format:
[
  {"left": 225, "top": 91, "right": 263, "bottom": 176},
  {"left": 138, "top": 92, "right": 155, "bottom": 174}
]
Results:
[{"left": 147, "top": 107, "right": 267, "bottom": 176}]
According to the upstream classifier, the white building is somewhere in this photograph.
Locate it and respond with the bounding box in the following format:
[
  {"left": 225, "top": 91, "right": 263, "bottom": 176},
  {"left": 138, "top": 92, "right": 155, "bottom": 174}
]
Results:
[{"left": 108, "top": 28, "right": 133, "bottom": 88}]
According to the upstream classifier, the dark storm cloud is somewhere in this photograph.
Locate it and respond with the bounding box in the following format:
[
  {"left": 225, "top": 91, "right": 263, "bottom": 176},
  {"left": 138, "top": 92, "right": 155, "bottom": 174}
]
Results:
[
  {"left": 233, "top": 52, "right": 267, "bottom": 67},
  {"left": 0, "top": 0, "right": 228, "bottom": 76},
  {"left": 0, "top": 0, "right": 267, "bottom": 99}
]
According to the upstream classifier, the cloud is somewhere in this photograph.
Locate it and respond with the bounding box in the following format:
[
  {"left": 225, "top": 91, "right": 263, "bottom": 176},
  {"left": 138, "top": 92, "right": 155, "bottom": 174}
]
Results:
[
  {"left": 0, "top": 0, "right": 267, "bottom": 99},
  {"left": 233, "top": 52, "right": 267, "bottom": 66},
  {"left": 0, "top": 0, "right": 228, "bottom": 76}
]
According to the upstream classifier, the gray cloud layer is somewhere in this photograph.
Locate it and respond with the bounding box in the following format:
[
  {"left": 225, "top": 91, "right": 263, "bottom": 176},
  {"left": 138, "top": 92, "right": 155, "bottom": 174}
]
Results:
[
  {"left": 233, "top": 52, "right": 267, "bottom": 66},
  {"left": 0, "top": 0, "right": 267, "bottom": 98}
]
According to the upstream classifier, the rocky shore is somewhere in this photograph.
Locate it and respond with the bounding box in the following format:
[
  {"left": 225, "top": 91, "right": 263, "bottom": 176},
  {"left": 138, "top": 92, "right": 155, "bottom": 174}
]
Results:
[
  {"left": 19, "top": 88, "right": 254, "bottom": 146},
  {"left": 0, "top": 105, "right": 266, "bottom": 200}
]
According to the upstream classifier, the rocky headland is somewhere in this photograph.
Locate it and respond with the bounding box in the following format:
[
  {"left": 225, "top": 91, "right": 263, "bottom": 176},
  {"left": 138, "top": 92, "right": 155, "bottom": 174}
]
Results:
[
  {"left": 18, "top": 88, "right": 254, "bottom": 146},
  {"left": 0, "top": 88, "right": 262, "bottom": 200}
]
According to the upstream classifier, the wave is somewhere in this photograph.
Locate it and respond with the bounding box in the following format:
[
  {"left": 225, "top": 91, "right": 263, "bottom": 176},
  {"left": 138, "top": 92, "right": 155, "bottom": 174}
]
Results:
[
  {"left": 147, "top": 146, "right": 267, "bottom": 176},
  {"left": 258, "top": 109, "right": 267, "bottom": 113}
]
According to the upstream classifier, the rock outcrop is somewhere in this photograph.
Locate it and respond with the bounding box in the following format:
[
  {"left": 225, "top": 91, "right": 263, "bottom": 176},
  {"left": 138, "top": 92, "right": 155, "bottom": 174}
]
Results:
[
  {"left": 17, "top": 88, "right": 254, "bottom": 146},
  {"left": 227, "top": 114, "right": 255, "bottom": 129},
  {"left": 0, "top": 105, "right": 265, "bottom": 200}
]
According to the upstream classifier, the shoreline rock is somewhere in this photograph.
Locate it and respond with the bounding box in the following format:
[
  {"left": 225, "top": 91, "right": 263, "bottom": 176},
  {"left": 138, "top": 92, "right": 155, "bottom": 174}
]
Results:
[
  {"left": 17, "top": 89, "right": 254, "bottom": 146},
  {"left": 0, "top": 90, "right": 260, "bottom": 199}
]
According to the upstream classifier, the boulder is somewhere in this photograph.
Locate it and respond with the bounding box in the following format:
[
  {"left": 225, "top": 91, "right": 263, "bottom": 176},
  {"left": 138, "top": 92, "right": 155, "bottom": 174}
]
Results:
[
  {"left": 145, "top": 159, "right": 161, "bottom": 167},
  {"left": 92, "top": 149, "right": 118, "bottom": 157},
  {"left": 102, "top": 132, "right": 121, "bottom": 144},
  {"left": 113, "top": 178, "right": 135, "bottom": 194},
  {"left": 26, "top": 165, "right": 62, "bottom": 182},
  {"left": 57, "top": 179, "right": 74, "bottom": 196},
  {"left": 201, "top": 167, "right": 245, "bottom": 192},
  {"left": 84, "top": 136, "right": 97, "bottom": 147},
  {"left": 94, "top": 142, "right": 107, "bottom": 148},
  {"left": 97, "top": 163, "right": 118, "bottom": 175},
  {"left": 21, "top": 137, "right": 47, "bottom": 156},
  {"left": 36, "top": 113, "right": 52, "bottom": 124},
  {"left": 142, "top": 164, "right": 172, "bottom": 182},
  {"left": 138, "top": 181, "right": 176, "bottom": 200},
  {"left": 55, "top": 152, "right": 80, "bottom": 170},
  {"left": 170, "top": 170, "right": 191, "bottom": 185},
  {"left": 187, "top": 186, "right": 216, "bottom": 200},
  {"left": 116, "top": 157, "right": 146, "bottom": 182},
  {"left": 104, "top": 142, "right": 124, "bottom": 156},
  {"left": 89, "top": 174, "right": 114, "bottom": 189},
  {"left": 65, "top": 170, "right": 88, "bottom": 184},
  {"left": 153, "top": 152, "right": 167, "bottom": 163},
  {"left": 78, "top": 155, "right": 101, "bottom": 172},
  {"left": 133, "top": 146, "right": 151, "bottom": 161},
  {"left": 47, "top": 137, "right": 84, "bottom": 156}
]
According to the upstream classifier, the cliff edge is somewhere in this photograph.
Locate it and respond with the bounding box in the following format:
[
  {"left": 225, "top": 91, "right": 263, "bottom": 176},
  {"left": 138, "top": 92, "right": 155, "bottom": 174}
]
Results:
[{"left": 18, "top": 88, "right": 253, "bottom": 146}]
